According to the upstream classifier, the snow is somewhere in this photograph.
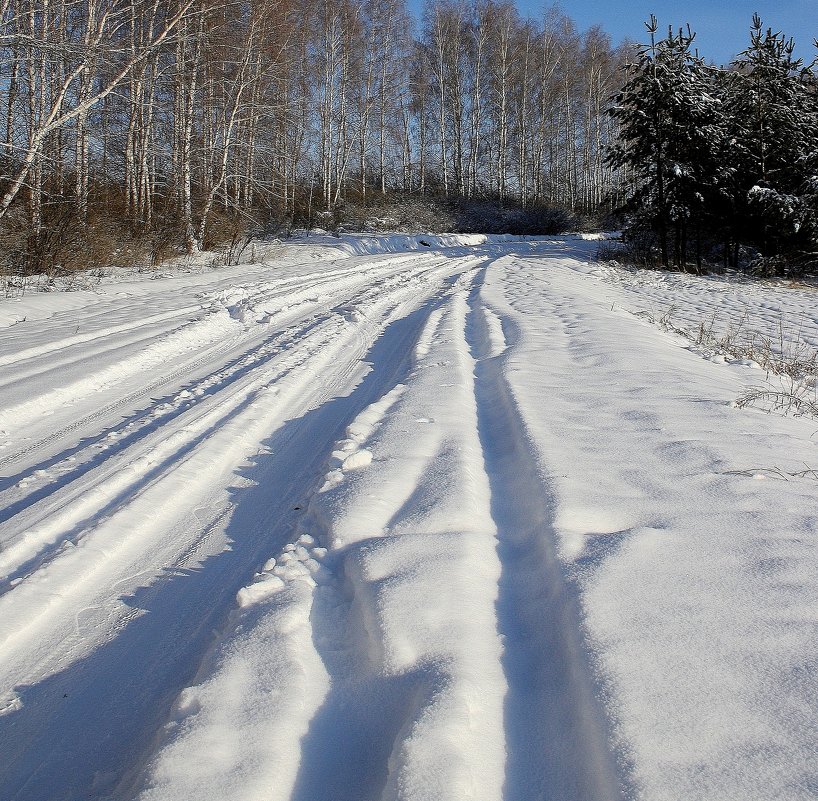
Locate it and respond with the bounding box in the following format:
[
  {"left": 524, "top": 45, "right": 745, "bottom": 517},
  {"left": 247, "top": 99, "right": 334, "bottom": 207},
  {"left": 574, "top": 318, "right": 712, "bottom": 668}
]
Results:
[{"left": 1, "top": 234, "right": 817, "bottom": 800}]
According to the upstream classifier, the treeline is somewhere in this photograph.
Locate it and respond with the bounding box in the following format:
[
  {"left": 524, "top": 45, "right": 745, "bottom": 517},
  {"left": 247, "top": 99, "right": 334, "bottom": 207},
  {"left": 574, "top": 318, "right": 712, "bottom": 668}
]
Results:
[
  {"left": 610, "top": 15, "right": 818, "bottom": 276},
  {"left": 0, "top": 0, "right": 625, "bottom": 272}
]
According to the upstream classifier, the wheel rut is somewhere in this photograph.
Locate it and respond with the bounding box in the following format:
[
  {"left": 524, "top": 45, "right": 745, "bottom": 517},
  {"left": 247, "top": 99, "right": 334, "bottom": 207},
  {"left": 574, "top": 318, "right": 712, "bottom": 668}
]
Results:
[
  {"left": 466, "top": 268, "right": 625, "bottom": 801},
  {"left": 115, "top": 285, "right": 462, "bottom": 801}
]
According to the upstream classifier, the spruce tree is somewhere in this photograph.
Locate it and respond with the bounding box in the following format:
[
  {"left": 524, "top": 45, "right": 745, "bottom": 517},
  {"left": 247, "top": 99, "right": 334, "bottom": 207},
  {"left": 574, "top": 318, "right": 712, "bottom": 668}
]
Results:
[
  {"left": 608, "top": 18, "right": 721, "bottom": 268},
  {"left": 723, "top": 15, "right": 818, "bottom": 270}
]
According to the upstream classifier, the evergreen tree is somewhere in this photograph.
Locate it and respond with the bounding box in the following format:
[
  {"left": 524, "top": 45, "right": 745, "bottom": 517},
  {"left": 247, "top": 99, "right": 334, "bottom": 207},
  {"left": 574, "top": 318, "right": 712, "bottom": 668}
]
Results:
[
  {"left": 608, "top": 18, "right": 721, "bottom": 268},
  {"left": 722, "top": 15, "right": 818, "bottom": 269}
]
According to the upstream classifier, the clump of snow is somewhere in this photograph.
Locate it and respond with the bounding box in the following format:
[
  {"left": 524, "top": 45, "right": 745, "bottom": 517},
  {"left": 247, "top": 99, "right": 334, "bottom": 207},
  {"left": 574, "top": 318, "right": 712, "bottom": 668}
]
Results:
[
  {"left": 341, "top": 449, "right": 373, "bottom": 471},
  {"left": 236, "top": 534, "right": 326, "bottom": 609},
  {"left": 235, "top": 574, "right": 286, "bottom": 608}
]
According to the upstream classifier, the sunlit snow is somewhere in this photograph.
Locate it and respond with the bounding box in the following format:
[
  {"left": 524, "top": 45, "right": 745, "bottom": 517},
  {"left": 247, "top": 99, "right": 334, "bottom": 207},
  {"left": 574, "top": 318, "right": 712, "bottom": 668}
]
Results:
[{"left": 1, "top": 234, "right": 816, "bottom": 801}]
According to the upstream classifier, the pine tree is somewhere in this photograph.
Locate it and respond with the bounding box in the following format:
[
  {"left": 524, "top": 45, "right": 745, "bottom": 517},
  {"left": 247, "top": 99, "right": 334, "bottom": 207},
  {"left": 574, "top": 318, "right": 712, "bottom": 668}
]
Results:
[
  {"left": 608, "top": 18, "right": 721, "bottom": 268},
  {"left": 723, "top": 15, "right": 818, "bottom": 269}
]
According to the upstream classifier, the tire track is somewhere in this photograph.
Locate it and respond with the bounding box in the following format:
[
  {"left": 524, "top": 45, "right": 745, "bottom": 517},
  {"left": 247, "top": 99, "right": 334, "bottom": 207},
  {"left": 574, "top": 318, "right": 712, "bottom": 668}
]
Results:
[
  {"left": 0, "top": 258, "right": 475, "bottom": 801},
  {"left": 466, "top": 268, "right": 626, "bottom": 801},
  {"left": 0, "top": 314, "right": 336, "bottom": 590},
  {"left": 0, "top": 250, "right": 474, "bottom": 654},
  {"left": 0, "top": 252, "right": 418, "bottom": 378},
  {"left": 125, "top": 274, "right": 478, "bottom": 801},
  {"left": 0, "top": 251, "right": 447, "bottom": 471},
  {"left": 0, "top": 251, "right": 457, "bottom": 492}
]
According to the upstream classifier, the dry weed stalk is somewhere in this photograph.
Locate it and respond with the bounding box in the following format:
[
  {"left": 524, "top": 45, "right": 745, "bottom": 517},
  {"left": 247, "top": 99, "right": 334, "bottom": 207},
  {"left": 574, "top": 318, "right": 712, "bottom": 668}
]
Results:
[{"left": 724, "top": 465, "right": 818, "bottom": 481}]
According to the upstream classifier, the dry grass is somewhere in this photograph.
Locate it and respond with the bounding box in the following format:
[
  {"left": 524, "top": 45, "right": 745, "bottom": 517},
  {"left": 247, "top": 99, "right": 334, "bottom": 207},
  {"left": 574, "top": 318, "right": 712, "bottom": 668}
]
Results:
[
  {"left": 723, "top": 465, "right": 818, "bottom": 481},
  {"left": 636, "top": 305, "right": 818, "bottom": 418}
]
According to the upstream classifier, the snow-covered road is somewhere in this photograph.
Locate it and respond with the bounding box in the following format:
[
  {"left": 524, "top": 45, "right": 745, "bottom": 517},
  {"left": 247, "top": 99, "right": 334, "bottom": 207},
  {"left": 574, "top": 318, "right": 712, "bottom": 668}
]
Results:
[{"left": 1, "top": 236, "right": 816, "bottom": 801}]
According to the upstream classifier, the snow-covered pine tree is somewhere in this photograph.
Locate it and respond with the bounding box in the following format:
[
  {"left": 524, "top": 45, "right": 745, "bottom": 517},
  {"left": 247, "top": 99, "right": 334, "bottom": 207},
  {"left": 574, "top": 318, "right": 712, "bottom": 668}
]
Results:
[
  {"left": 723, "top": 14, "right": 818, "bottom": 272},
  {"left": 799, "top": 64, "right": 818, "bottom": 270},
  {"left": 607, "top": 18, "right": 721, "bottom": 268}
]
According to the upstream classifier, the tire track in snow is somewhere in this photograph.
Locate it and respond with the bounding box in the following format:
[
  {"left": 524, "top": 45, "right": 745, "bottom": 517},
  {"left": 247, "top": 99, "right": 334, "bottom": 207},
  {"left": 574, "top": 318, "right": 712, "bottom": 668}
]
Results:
[
  {"left": 126, "top": 288, "right": 466, "bottom": 801},
  {"left": 0, "top": 316, "right": 331, "bottom": 586},
  {"left": 0, "top": 319, "right": 250, "bottom": 471},
  {"left": 286, "top": 270, "right": 507, "bottom": 801},
  {"left": 0, "top": 303, "right": 206, "bottom": 373},
  {"left": 0, "top": 330, "right": 320, "bottom": 652},
  {"left": 286, "top": 384, "right": 433, "bottom": 801},
  {"left": 0, "top": 253, "right": 478, "bottom": 801},
  {"left": 129, "top": 266, "right": 511, "bottom": 801},
  {"left": 0, "top": 309, "right": 325, "bottom": 490},
  {"left": 0, "top": 252, "right": 464, "bottom": 611},
  {"left": 0, "top": 252, "right": 459, "bottom": 552},
  {"left": 0, "top": 252, "right": 422, "bottom": 380},
  {"left": 466, "top": 267, "right": 626, "bottom": 801},
  {"left": 0, "top": 251, "right": 443, "bottom": 471}
]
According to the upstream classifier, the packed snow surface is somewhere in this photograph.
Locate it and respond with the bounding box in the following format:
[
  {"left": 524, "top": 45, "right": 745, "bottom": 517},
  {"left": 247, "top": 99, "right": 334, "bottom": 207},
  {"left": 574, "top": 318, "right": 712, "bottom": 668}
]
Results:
[{"left": 1, "top": 234, "right": 817, "bottom": 801}]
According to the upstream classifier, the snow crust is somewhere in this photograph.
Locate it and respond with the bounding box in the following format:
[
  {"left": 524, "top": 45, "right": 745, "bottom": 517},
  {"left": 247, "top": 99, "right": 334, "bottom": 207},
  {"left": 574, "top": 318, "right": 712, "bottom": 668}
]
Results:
[{"left": 1, "top": 234, "right": 817, "bottom": 801}]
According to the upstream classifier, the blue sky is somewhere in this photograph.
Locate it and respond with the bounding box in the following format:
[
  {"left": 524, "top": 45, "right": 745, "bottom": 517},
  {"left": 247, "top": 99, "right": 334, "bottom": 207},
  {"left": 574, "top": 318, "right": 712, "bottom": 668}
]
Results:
[
  {"left": 536, "top": 1, "right": 818, "bottom": 65},
  {"left": 409, "top": 1, "right": 818, "bottom": 66}
]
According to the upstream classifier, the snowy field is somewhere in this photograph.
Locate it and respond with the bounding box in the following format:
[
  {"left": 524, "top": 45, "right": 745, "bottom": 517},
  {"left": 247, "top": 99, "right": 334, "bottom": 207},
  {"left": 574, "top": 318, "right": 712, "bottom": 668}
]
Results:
[{"left": 1, "top": 234, "right": 817, "bottom": 801}]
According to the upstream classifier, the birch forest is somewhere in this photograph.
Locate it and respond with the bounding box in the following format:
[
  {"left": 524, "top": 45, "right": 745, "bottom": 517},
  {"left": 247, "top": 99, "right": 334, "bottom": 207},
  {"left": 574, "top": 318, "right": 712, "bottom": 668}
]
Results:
[{"left": 0, "top": 0, "right": 625, "bottom": 271}]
